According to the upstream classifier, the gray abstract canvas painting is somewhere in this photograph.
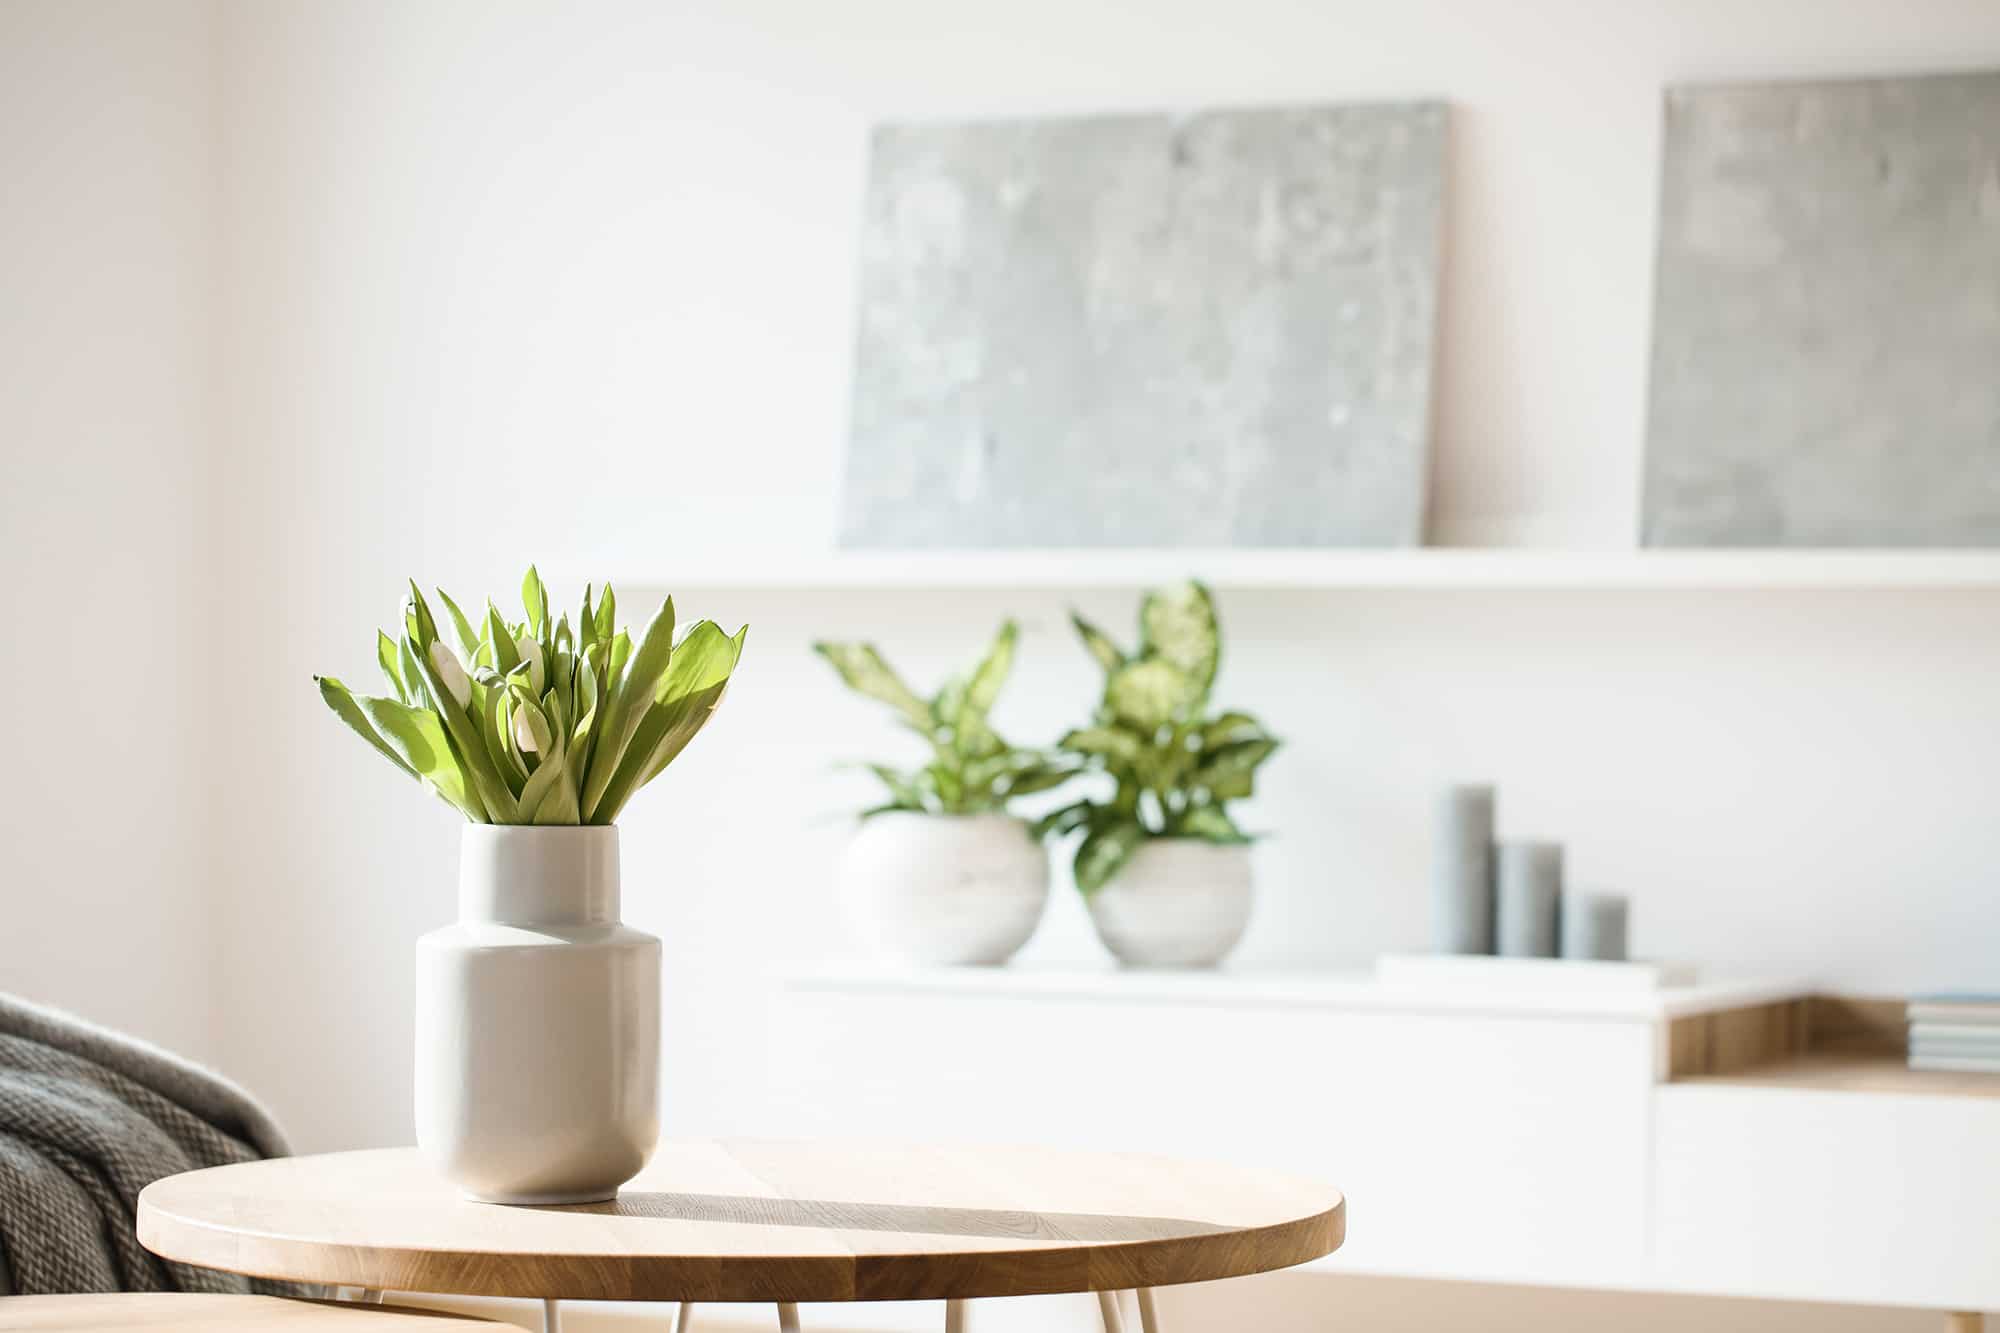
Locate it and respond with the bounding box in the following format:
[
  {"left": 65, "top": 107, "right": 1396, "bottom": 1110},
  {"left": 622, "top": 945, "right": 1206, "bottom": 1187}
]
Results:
[
  {"left": 839, "top": 101, "right": 1447, "bottom": 549},
  {"left": 1644, "top": 70, "right": 2000, "bottom": 547}
]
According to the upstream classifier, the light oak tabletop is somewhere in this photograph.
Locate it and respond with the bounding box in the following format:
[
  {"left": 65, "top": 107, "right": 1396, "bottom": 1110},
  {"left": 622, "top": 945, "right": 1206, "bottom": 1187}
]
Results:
[
  {"left": 136, "top": 1143, "right": 1344, "bottom": 1303},
  {"left": 0, "top": 1294, "right": 502, "bottom": 1330}
]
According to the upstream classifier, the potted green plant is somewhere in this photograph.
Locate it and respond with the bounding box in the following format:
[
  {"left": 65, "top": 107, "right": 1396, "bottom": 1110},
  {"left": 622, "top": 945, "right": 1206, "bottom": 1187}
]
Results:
[
  {"left": 316, "top": 567, "right": 745, "bottom": 1203},
  {"left": 1038, "top": 581, "right": 1279, "bottom": 967},
  {"left": 815, "top": 621, "right": 1072, "bottom": 965}
]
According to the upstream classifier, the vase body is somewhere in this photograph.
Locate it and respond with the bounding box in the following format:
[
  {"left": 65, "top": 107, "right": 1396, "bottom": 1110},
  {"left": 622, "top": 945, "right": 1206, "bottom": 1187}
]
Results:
[
  {"left": 416, "top": 825, "right": 660, "bottom": 1204},
  {"left": 840, "top": 813, "right": 1049, "bottom": 965},
  {"left": 1086, "top": 838, "right": 1253, "bottom": 968}
]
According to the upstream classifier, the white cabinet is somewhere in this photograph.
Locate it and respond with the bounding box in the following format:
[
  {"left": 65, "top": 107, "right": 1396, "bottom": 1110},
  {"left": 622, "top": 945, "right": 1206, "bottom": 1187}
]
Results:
[
  {"left": 768, "top": 968, "right": 1998, "bottom": 1316},
  {"left": 772, "top": 970, "right": 1765, "bottom": 1294},
  {"left": 1651, "top": 1083, "right": 2000, "bottom": 1311}
]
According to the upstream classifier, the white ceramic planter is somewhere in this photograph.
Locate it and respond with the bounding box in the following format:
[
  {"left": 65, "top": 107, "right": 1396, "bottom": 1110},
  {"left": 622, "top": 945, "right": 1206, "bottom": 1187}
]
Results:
[
  {"left": 415, "top": 825, "right": 660, "bottom": 1204},
  {"left": 1086, "top": 838, "right": 1253, "bottom": 968},
  {"left": 840, "top": 812, "right": 1049, "bottom": 965}
]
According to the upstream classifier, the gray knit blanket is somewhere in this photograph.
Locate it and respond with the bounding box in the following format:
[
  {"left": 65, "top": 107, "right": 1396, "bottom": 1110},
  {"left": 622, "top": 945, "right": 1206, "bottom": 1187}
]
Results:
[{"left": 0, "top": 992, "right": 306, "bottom": 1296}]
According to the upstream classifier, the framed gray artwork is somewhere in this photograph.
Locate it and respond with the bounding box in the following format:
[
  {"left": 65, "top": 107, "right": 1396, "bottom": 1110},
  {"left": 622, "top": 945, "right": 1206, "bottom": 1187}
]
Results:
[
  {"left": 1643, "top": 69, "right": 2000, "bottom": 547},
  {"left": 838, "top": 101, "right": 1448, "bottom": 549}
]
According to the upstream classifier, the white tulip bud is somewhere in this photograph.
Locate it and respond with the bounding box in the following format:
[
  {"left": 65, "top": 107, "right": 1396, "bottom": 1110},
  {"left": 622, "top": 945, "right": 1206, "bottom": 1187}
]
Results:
[
  {"left": 429, "top": 639, "right": 473, "bottom": 711},
  {"left": 516, "top": 634, "right": 546, "bottom": 694},
  {"left": 512, "top": 702, "right": 548, "bottom": 754}
]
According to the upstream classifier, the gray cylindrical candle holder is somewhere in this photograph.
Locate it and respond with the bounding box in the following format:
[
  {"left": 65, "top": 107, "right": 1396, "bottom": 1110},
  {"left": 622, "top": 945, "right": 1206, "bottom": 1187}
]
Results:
[
  {"left": 1561, "top": 890, "right": 1629, "bottom": 961},
  {"left": 1495, "top": 840, "right": 1563, "bottom": 957},
  {"left": 1430, "top": 784, "right": 1495, "bottom": 954}
]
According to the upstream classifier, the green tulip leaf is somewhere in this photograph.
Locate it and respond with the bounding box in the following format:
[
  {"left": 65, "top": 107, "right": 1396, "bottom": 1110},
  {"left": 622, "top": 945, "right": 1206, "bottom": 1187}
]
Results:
[
  {"left": 521, "top": 565, "right": 548, "bottom": 637},
  {"left": 606, "top": 630, "right": 633, "bottom": 698},
  {"left": 407, "top": 622, "right": 518, "bottom": 822},
  {"left": 436, "top": 589, "right": 481, "bottom": 661},
  {"left": 582, "top": 597, "right": 676, "bottom": 817},
  {"left": 589, "top": 620, "right": 744, "bottom": 824},
  {"left": 354, "top": 690, "right": 485, "bottom": 820},
  {"left": 486, "top": 604, "right": 521, "bottom": 674},
  {"left": 403, "top": 581, "right": 441, "bottom": 652},
  {"left": 577, "top": 584, "right": 598, "bottom": 654},
  {"left": 595, "top": 583, "right": 616, "bottom": 643},
  {"left": 317, "top": 677, "right": 416, "bottom": 780},
  {"left": 534, "top": 743, "right": 585, "bottom": 825},
  {"left": 398, "top": 635, "right": 430, "bottom": 710},
  {"left": 516, "top": 726, "right": 567, "bottom": 825},
  {"left": 376, "top": 632, "right": 406, "bottom": 702}
]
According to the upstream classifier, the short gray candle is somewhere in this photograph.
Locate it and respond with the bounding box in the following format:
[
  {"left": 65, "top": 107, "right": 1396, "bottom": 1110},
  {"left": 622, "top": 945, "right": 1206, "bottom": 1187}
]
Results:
[
  {"left": 1561, "top": 890, "right": 1629, "bottom": 961},
  {"left": 1495, "top": 840, "right": 1563, "bottom": 958},
  {"left": 1430, "top": 784, "right": 1495, "bottom": 954}
]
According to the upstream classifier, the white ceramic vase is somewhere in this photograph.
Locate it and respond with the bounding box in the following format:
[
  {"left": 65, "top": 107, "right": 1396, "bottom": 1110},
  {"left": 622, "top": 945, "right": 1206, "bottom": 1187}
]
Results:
[
  {"left": 415, "top": 825, "right": 660, "bottom": 1204},
  {"left": 840, "top": 812, "right": 1049, "bottom": 965},
  {"left": 1086, "top": 838, "right": 1253, "bottom": 968}
]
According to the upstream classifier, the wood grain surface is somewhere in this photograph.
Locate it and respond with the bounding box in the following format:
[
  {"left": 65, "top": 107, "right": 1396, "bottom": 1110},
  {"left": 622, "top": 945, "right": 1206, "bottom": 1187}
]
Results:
[
  {"left": 0, "top": 1294, "right": 502, "bottom": 1330},
  {"left": 137, "top": 1143, "right": 1344, "bottom": 1303},
  {"left": 1675, "top": 1050, "right": 2000, "bottom": 1098}
]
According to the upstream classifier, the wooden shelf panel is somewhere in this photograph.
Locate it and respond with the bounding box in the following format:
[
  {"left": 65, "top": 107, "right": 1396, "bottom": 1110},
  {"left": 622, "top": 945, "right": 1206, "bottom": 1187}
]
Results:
[
  {"left": 1674, "top": 1049, "right": 2000, "bottom": 1099},
  {"left": 1666, "top": 994, "right": 2000, "bottom": 1098}
]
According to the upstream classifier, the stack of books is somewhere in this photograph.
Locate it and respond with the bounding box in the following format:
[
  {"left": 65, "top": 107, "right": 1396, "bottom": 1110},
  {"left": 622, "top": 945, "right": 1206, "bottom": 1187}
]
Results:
[{"left": 1906, "top": 995, "right": 2000, "bottom": 1073}]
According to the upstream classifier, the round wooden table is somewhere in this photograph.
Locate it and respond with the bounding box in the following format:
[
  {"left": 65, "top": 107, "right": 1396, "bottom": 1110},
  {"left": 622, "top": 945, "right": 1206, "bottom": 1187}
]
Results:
[
  {"left": 0, "top": 1294, "right": 505, "bottom": 1330},
  {"left": 137, "top": 1143, "right": 1344, "bottom": 1332}
]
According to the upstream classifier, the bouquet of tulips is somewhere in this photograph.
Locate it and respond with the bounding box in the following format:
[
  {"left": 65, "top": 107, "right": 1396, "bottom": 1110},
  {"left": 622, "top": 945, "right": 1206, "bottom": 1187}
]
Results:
[{"left": 317, "top": 567, "right": 746, "bottom": 824}]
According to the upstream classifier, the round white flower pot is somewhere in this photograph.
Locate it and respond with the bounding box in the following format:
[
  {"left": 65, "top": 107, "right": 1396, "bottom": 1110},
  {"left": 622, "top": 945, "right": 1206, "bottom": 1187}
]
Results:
[
  {"left": 840, "top": 812, "right": 1050, "bottom": 965},
  {"left": 415, "top": 825, "right": 660, "bottom": 1204},
  {"left": 1085, "top": 838, "right": 1253, "bottom": 968}
]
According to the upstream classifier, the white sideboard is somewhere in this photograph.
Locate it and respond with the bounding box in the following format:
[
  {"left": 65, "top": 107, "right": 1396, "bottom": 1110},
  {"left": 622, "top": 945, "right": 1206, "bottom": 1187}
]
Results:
[{"left": 765, "top": 966, "right": 2000, "bottom": 1319}]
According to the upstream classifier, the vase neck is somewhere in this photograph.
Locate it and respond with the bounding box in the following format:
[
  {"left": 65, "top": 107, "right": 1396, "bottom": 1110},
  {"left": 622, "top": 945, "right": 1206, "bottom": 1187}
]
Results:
[{"left": 458, "top": 825, "right": 621, "bottom": 925}]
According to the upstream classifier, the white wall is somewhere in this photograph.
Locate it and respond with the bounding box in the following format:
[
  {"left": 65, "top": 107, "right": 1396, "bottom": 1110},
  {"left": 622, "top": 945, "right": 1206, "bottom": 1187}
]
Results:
[
  {"left": 7, "top": 0, "right": 1998, "bottom": 1229},
  {"left": 0, "top": 0, "right": 218, "bottom": 1058},
  {"left": 202, "top": 0, "right": 2000, "bottom": 1153},
  {"left": 3, "top": 2, "right": 1996, "bottom": 1326}
]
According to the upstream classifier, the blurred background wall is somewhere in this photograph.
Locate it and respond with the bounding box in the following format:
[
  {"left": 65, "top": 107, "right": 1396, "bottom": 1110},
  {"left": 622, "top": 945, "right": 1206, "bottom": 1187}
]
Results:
[
  {"left": 203, "top": 0, "right": 2000, "bottom": 1150},
  {"left": 0, "top": 0, "right": 218, "bottom": 1060},
  {"left": 4, "top": 0, "right": 1999, "bottom": 1224},
  {"left": 8, "top": 3, "right": 1999, "bottom": 1329}
]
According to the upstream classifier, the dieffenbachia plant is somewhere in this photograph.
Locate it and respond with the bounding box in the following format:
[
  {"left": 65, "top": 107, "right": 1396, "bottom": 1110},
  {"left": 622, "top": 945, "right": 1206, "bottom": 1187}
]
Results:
[
  {"left": 815, "top": 620, "right": 1073, "bottom": 817},
  {"left": 1037, "top": 581, "right": 1279, "bottom": 892},
  {"left": 316, "top": 567, "right": 747, "bottom": 825}
]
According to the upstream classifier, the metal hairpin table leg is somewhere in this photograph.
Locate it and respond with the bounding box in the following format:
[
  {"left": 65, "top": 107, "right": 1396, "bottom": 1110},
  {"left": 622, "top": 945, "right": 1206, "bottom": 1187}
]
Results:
[
  {"left": 1100, "top": 1289, "right": 1162, "bottom": 1333},
  {"left": 676, "top": 1302, "right": 695, "bottom": 1332},
  {"left": 542, "top": 1298, "right": 561, "bottom": 1333}
]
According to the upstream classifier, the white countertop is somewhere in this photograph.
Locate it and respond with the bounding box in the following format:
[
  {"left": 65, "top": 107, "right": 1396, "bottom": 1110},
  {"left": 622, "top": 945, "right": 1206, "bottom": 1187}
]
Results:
[{"left": 781, "top": 961, "right": 1814, "bottom": 1022}]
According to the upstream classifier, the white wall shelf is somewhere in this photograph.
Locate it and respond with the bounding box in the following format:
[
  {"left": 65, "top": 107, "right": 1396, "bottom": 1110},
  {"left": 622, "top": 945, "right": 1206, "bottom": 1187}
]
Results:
[
  {"left": 596, "top": 549, "right": 2000, "bottom": 592},
  {"left": 782, "top": 962, "right": 1812, "bottom": 1022}
]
